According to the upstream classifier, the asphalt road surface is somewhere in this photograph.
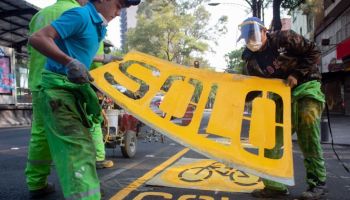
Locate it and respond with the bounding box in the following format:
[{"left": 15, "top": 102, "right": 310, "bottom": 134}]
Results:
[{"left": 0, "top": 123, "right": 350, "bottom": 200}]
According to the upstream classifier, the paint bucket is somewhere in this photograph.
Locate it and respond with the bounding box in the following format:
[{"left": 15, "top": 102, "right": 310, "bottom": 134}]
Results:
[{"left": 106, "top": 109, "right": 119, "bottom": 128}]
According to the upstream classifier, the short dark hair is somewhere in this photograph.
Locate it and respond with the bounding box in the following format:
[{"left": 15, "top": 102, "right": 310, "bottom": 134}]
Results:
[{"left": 125, "top": 0, "right": 141, "bottom": 6}]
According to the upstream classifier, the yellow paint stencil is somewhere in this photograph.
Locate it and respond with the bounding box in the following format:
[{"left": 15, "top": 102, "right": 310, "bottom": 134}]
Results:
[{"left": 90, "top": 51, "right": 294, "bottom": 185}]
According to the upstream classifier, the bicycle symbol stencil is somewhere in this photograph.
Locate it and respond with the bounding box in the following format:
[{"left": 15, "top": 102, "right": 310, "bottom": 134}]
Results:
[
  {"left": 178, "top": 161, "right": 261, "bottom": 186},
  {"left": 147, "top": 158, "right": 264, "bottom": 192}
]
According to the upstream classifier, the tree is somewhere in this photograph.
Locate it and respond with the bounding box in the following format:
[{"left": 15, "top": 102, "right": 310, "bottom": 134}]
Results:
[
  {"left": 244, "top": 0, "right": 262, "bottom": 18},
  {"left": 244, "top": 0, "right": 271, "bottom": 21},
  {"left": 243, "top": 0, "right": 304, "bottom": 31},
  {"left": 127, "top": 0, "right": 227, "bottom": 67},
  {"left": 224, "top": 47, "right": 245, "bottom": 74},
  {"left": 271, "top": 0, "right": 304, "bottom": 31},
  {"left": 281, "top": 0, "right": 305, "bottom": 10}
]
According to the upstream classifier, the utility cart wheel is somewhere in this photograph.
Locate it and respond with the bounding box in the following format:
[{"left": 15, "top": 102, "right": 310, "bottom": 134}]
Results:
[{"left": 121, "top": 130, "right": 137, "bottom": 158}]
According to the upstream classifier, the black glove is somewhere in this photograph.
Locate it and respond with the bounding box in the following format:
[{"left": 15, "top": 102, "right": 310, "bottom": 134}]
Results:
[
  {"left": 66, "top": 59, "right": 94, "bottom": 84},
  {"left": 102, "top": 54, "right": 123, "bottom": 64}
]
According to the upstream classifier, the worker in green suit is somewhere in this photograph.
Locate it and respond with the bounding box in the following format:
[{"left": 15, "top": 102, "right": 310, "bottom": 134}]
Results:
[
  {"left": 26, "top": 0, "right": 89, "bottom": 198},
  {"left": 238, "top": 17, "right": 327, "bottom": 200},
  {"left": 26, "top": 0, "right": 140, "bottom": 199},
  {"left": 26, "top": 0, "right": 123, "bottom": 180},
  {"left": 89, "top": 42, "right": 122, "bottom": 169}
]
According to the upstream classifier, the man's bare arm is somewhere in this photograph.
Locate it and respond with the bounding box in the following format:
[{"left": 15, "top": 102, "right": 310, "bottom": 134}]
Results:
[{"left": 29, "top": 25, "right": 72, "bottom": 66}]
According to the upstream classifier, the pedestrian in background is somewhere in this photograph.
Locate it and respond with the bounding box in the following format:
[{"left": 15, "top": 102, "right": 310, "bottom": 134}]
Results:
[
  {"left": 89, "top": 42, "right": 123, "bottom": 169},
  {"left": 27, "top": 0, "right": 140, "bottom": 199},
  {"left": 238, "top": 17, "right": 327, "bottom": 200}
]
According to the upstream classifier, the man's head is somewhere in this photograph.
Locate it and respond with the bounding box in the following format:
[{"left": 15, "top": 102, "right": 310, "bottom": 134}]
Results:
[
  {"left": 91, "top": 0, "right": 141, "bottom": 22},
  {"left": 238, "top": 17, "right": 267, "bottom": 52}
]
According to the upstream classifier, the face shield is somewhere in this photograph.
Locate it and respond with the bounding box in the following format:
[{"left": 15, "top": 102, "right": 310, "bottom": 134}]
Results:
[{"left": 237, "top": 21, "right": 265, "bottom": 52}]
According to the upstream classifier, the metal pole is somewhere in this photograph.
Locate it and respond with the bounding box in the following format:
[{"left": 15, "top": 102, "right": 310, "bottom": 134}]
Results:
[{"left": 320, "top": 115, "right": 329, "bottom": 143}]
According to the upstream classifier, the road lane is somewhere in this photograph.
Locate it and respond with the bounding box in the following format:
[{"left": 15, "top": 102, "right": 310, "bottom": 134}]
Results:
[{"left": 110, "top": 148, "right": 190, "bottom": 200}]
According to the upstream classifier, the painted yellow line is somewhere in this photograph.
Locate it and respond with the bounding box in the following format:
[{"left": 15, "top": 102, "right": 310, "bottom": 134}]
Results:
[{"left": 110, "top": 148, "right": 190, "bottom": 200}]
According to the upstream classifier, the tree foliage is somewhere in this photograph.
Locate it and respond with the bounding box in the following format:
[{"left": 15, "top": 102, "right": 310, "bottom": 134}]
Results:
[
  {"left": 281, "top": 0, "right": 305, "bottom": 10},
  {"left": 224, "top": 47, "right": 245, "bottom": 74},
  {"left": 271, "top": 0, "right": 304, "bottom": 31},
  {"left": 126, "top": 0, "right": 227, "bottom": 67}
]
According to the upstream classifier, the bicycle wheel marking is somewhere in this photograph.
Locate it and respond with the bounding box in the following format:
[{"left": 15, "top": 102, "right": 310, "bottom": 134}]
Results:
[{"left": 147, "top": 158, "right": 264, "bottom": 193}]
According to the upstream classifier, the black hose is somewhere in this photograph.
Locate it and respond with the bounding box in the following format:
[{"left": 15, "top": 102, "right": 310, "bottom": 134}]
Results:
[{"left": 325, "top": 103, "right": 350, "bottom": 173}]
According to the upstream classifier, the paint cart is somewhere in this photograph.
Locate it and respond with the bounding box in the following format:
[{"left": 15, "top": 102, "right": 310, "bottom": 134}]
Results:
[{"left": 102, "top": 107, "right": 141, "bottom": 158}]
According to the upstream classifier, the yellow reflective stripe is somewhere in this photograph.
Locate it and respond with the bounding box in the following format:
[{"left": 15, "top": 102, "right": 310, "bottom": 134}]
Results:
[{"left": 65, "top": 188, "right": 100, "bottom": 200}]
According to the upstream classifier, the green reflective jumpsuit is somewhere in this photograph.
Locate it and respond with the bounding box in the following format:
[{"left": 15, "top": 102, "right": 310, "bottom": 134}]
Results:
[
  {"left": 90, "top": 43, "right": 104, "bottom": 71},
  {"left": 26, "top": 0, "right": 80, "bottom": 191},
  {"left": 90, "top": 43, "right": 106, "bottom": 162},
  {"left": 39, "top": 70, "right": 102, "bottom": 199},
  {"left": 263, "top": 81, "right": 326, "bottom": 191}
]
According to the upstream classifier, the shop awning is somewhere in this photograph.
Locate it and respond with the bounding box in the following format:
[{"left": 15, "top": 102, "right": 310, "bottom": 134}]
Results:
[
  {"left": 0, "top": 0, "right": 39, "bottom": 53},
  {"left": 337, "top": 37, "right": 350, "bottom": 60}
]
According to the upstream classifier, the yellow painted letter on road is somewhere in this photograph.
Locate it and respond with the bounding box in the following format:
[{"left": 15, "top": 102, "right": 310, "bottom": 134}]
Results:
[{"left": 90, "top": 51, "right": 294, "bottom": 185}]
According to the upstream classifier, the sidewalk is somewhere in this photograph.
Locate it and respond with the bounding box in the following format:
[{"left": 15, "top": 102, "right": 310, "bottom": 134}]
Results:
[
  {"left": 326, "top": 114, "right": 350, "bottom": 145},
  {"left": 292, "top": 114, "right": 350, "bottom": 146}
]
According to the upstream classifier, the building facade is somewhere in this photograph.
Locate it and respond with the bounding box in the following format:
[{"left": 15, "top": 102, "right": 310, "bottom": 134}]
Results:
[
  {"left": 120, "top": 6, "right": 138, "bottom": 52},
  {"left": 0, "top": 0, "right": 39, "bottom": 127},
  {"left": 291, "top": 0, "right": 350, "bottom": 115},
  {"left": 314, "top": 0, "right": 350, "bottom": 115}
]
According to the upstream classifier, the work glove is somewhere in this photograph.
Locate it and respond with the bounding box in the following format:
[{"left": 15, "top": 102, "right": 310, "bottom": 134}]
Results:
[
  {"left": 66, "top": 59, "right": 94, "bottom": 84},
  {"left": 102, "top": 54, "right": 123, "bottom": 64}
]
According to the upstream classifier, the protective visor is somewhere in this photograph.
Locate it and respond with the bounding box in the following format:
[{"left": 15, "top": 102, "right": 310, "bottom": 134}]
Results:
[{"left": 237, "top": 21, "right": 265, "bottom": 44}]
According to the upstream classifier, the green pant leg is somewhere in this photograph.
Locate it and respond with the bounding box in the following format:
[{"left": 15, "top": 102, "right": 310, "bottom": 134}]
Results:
[
  {"left": 261, "top": 97, "right": 287, "bottom": 191},
  {"left": 25, "top": 91, "right": 52, "bottom": 190},
  {"left": 41, "top": 89, "right": 100, "bottom": 200},
  {"left": 296, "top": 98, "right": 326, "bottom": 187},
  {"left": 90, "top": 122, "right": 106, "bottom": 161}
]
